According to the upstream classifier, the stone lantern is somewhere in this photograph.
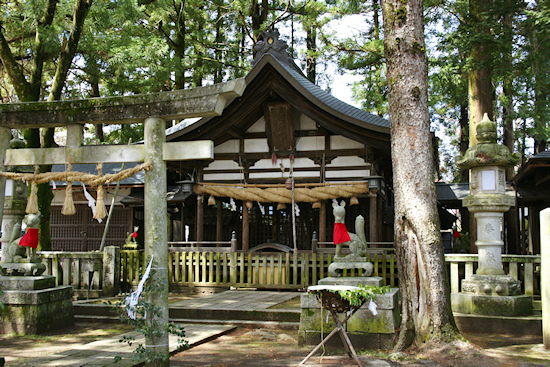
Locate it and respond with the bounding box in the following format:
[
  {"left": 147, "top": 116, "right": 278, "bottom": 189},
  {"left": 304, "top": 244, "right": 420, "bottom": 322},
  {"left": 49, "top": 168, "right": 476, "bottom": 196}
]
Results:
[{"left": 453, "top": 114, "right": 532, "bottom": 316}]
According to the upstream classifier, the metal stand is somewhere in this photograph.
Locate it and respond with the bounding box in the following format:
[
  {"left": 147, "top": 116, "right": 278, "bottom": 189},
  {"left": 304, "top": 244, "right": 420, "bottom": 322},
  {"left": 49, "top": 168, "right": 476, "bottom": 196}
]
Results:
[{"left": 299, "top": 299, "right": 363, "bottom": 366}]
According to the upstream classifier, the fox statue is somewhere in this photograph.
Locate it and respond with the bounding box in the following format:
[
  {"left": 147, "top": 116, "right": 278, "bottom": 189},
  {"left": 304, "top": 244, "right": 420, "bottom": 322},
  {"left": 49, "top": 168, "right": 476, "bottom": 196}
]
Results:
[{"left": 332, "top": 200, "right": 367, "bottom": 258}]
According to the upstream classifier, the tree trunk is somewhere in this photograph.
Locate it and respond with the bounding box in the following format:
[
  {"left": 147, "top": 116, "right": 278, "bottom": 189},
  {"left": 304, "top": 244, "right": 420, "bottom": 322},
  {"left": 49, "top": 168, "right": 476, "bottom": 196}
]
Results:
[
  {"left": 468, "top": 0, "right": 494, "bottom": 147},
  {"left": 381, "top": 0, "right": 460, "bottom": 350}
]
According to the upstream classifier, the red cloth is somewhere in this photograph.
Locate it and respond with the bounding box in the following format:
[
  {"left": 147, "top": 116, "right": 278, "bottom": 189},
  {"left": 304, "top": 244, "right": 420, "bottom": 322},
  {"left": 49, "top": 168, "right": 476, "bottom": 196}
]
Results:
[
  {"left": 333, "top": 223, "right": 351, "bottom": 245},
  {"left": 19, "top": 228, "right": 39, "bottom": 249},
  {"left": 453, "top": 231, "right": 460, "bottom": 238},
  {"left": 132, "top": 232, "right": 138, "bottom": 238}
]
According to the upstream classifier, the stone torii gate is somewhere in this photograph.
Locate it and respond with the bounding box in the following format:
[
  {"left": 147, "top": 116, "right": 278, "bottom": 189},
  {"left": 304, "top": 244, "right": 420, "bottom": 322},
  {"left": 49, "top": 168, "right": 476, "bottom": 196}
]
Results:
[{"left": 0, "top": 79, "right": 245, "bottom": 365}]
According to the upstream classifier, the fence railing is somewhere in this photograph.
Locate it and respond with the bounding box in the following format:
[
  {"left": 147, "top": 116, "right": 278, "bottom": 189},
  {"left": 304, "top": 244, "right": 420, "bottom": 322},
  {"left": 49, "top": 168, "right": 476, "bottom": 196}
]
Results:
[
  {"left": 446, "top": 254, "right": 541, "bottom": 296},
  {"left": 35, "top": 249, "right": 541, "bottom": 301},
  {"left": 38, "top": 247, "right": 119, "bottom": 299},
  {"left": 120, "top": 250, "right": 397, "bottom": 290}
]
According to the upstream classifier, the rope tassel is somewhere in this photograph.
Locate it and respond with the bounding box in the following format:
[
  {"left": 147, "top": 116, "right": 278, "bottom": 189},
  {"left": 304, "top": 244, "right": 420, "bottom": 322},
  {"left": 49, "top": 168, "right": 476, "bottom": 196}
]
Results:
[
  {"left": 93, "top": 163, "right": 108, "bottom": 220},
  {"left": 25, "top": 166, "right": 39, "bottom": 214},
  {"left": 62, "top": 160, "right": 76, "bottom": 215}
]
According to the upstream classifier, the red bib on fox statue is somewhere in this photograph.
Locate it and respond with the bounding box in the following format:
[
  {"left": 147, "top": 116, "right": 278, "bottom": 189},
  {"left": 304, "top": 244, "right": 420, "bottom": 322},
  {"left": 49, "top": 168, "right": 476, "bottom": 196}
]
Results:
[
  {"left": 19, "top": 228, "right": 39, "bottom": 249},
  {"left": 333, "top": 223, "right": 351, "bottom": 245}
]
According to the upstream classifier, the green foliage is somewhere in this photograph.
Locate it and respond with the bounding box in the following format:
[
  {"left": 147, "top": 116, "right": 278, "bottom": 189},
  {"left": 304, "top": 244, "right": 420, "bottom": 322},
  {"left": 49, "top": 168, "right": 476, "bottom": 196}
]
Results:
[
  {"left": 0, "top": 287, "right": 5, "bottom": 311},
  {"left": 320, "top": 284, "right": 390, "bottom": 307},
  {"left": 107, "top": 262, "right": 188, "bottom": 363}
]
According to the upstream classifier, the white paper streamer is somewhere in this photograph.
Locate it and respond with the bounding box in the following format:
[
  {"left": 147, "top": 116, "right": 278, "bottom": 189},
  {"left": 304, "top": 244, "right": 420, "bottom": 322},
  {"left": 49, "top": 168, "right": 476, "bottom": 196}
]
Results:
[
  {"left": 51, "top": 180, "right": 56, "bottom": 190},
  {"left": 125, "top": 256, "right": 154, "bottom": 320},
  {"left": 294, "top": 203, "right": 300, "bottom": 217},
  {"left": 230, "top": 198, "right": 236, "bottom": 211},
  {"left": 258, "top": 202, "right": 265, "bottom": 215},
  {"left": 82, "top": 183, "right": 102, "bottom": 223},
  {"left": 368, "top": 300, "right": 378, "bottom": 316}
]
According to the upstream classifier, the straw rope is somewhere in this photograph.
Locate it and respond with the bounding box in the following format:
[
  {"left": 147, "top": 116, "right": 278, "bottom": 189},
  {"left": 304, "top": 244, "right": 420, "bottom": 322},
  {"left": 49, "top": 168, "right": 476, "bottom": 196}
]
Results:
[
  {"left": 193, "top": 182, "right": 369, "bottom": 203},
  {"left": 0, "top": 160, "right": 153, "bottom": 187}
]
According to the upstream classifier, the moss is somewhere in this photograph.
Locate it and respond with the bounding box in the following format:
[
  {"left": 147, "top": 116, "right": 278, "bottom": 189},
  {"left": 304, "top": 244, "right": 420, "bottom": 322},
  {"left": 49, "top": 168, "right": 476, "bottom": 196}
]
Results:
[
  {"left": 411, "top": 86, "right": 421, "bottom": 100},
  {"left": 396, "top": 6, "right": 407, "bottom": 23},
  {"left": 412, "top": 39, "right": 426, "bottom": 54}
]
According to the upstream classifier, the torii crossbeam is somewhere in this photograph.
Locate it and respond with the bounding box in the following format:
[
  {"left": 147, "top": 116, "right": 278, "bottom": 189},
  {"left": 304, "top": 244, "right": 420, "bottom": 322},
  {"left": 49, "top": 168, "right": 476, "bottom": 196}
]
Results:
[{"left": 0, "top": 79, "right": 245, "bottom": 366}]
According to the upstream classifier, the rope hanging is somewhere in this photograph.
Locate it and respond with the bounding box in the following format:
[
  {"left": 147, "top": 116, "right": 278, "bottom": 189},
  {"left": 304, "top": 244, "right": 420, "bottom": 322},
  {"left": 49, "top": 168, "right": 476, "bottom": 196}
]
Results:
[
  {"left": 0, "top": 160, "right": 153, "bottom": 187},
  {"left": 3, "top": 160, "right": 154, "bottom": 216},
  {"left": 25, "top": 165, "right": 40, "bottom": 214},
  {"left": 194, "top": 182, "right": 369, "bottom": 203},
  {"left": 93, "top": 163, "right": 108, "bottom": 220},
  {"left": 61, "top": 159, "right": 76, "bottom": 215}
]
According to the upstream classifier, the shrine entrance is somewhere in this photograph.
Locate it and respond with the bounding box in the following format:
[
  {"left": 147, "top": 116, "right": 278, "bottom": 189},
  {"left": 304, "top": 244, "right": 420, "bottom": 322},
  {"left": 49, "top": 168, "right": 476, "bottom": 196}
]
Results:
[{"left": 0, "top": 79, "right": 245, "bottom": 365}]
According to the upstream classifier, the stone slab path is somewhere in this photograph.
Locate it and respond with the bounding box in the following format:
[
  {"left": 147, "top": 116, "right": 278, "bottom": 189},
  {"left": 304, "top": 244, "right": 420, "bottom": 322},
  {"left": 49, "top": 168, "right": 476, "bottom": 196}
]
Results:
[
  {"left": 5, "top": 323, "right": 235, "bottom": 367},
  {"left": 170, "top": 290, "right": 299, "bottom": 310}
]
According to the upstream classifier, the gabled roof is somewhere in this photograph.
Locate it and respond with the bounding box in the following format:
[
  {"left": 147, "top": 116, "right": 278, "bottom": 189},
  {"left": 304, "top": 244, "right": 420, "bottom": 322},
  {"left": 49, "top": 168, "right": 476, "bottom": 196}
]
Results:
[{"left": 167, "top": 54, "right": 390, "bottom": 152}]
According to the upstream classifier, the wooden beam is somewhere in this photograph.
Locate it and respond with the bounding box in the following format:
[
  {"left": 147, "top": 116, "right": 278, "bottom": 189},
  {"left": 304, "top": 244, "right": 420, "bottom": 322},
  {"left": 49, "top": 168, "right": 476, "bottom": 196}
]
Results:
[
  {"left": 4, "top": 140, "right": 213, "bottom": 166},
  {"left": 0, "top": 79, "right": 245, "bottom": 128}
]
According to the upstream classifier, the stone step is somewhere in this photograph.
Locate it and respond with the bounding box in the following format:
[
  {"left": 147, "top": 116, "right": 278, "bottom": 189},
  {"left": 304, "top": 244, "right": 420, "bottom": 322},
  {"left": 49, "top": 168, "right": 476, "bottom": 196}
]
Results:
[
  {"left": 74, "top": 314, "right": 300, "bottom": 330},
  {"left": 454, "top": 312, "right": 542, "bottom": 335},
  {"left": 74, "top": 303, "right": 301, "bottom": 323}
]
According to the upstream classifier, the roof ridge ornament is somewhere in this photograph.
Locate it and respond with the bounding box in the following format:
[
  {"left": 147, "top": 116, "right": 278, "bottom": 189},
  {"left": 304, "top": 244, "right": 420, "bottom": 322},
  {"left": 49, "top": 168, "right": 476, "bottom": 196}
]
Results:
[{"left": 252, "top": 29, "right": 294, "bottom": 67}]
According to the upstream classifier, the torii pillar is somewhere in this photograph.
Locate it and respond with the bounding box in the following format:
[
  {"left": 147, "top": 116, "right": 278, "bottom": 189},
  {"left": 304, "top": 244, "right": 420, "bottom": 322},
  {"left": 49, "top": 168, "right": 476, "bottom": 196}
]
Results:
[{"left": 0, "top": 79, "right": 245, "bottom": 366}]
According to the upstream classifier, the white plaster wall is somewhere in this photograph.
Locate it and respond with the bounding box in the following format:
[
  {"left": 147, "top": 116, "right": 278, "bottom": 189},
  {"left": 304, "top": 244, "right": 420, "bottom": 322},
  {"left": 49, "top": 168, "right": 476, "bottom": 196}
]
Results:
[
  {"left": 249, "top": 171, "right": 320, "bottom": 179},
  {"left": 204, "top": 160, "right": 241, "bottom": 170},
  {"left": 252, "top": 157, "right": 316, "bottom": 169},
  {"left": 296, "top": 136, "right": 324, "bottom": 151},
  {"left": 215, "top": 140, "right": 239, "bottom": 154},
  {"left": 326, "top": 170, "right": 369, "bottom": 179},
  {"left": 326, "top": 156, "right": 367, "bottom": 167},
  {"left": 330, "top": 135, "right": 364, "bottom": 149},
  {"left": 299, "top": 115, "right": 317, "bottom": 130},
  {"left": 244, "top": 138, "right": 269, "bottom": 153},
  {"left": 247, "top": 117, "right": 266, "bottom": 133},
  {"left": 203, "top": 172, "right": 244, "bottom": 181}
]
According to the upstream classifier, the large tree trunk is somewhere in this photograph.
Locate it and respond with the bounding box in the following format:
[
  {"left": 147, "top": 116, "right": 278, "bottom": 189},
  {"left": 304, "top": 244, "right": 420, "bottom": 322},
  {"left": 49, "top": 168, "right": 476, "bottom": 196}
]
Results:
[
  {"left": 468, "top": 0, "right": 494, "bottom": 147},
  {"left": 381, "top": 0, "right": 460, "bottom": 350}
]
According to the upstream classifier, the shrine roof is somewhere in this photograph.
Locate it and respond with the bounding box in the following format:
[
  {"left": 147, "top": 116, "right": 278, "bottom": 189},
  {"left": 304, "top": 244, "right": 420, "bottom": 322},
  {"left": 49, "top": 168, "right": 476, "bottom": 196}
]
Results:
[{"left": 166, "top": 53, "right": 390, "bottom": 150}]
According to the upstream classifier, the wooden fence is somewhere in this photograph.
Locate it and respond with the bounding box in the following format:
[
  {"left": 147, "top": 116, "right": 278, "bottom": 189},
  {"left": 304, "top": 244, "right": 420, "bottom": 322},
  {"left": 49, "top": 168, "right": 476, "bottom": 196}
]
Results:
[
  {"left": 121, "top": 250, "right": 397, "bottom": 290},
  {"left": 35, "top": 250, "right": 541, "bottom": 301}
]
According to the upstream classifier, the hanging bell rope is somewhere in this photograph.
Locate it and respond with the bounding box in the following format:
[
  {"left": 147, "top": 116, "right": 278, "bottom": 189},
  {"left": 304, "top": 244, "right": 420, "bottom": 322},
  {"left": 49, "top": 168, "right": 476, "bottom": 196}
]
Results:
[
  {"left": 93, "top": 163, "right": 108, "bottom": 220},
  {"left": 25, "top": 165, "right": 40, "bottom": 214},
  {"left": 61, "top": 159, "right": 76, "bottom": 215}
]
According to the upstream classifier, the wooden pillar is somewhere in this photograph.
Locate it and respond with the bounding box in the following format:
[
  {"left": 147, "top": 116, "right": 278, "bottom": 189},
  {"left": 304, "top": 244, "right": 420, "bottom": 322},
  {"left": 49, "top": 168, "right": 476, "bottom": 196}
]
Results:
[
  {"left": 369, "top": 192, "right": 378, "bottom": 244},
  {"left": 319, "top": 201, "right": 326, "bottom": 246},
  {"left": 143, "top": 117, "right": 169, "bottom": 365},
  {"left": 196, "top": 195, "right": 204, "bottom": 243},
  {"left": 216, "top": 199, "right": 222, "bottom": 245},
  {"left": 242, "top": 204, "right": 249, "bottom": 252},
  {"left": 540, "top": 208, "right": 550, "bottom": 349}
]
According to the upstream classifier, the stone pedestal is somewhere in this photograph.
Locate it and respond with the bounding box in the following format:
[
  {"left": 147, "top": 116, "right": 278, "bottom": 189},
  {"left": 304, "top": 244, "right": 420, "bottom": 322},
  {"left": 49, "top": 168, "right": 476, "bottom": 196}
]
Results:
[
  {"left": 299, "top": 277, "right": 399, "bottom": 351},
  {"left": 0, "top": 275, "right": 74, "bottom": 335},
  {"left": 328, "top": 257, "right": 373, "bottom": 277}
]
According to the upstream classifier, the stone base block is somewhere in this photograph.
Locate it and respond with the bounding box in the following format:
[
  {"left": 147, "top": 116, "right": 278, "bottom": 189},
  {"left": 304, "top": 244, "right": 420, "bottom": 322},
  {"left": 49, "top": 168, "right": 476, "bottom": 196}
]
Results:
[
  {"left": 451, "top": 292, "right": 532, "bottom": 317},
  {"left": 328, "top": 259, "right": 373, "bottom": 277},
  {"left": 461, "top": 274, "right": 522, "bottom": 296},
  {"left": 0, "top": 262, "right": 46, "bottom": 276},
  {"left": 299, "top": 330, "right": 395, "bottom": 351},
  {"left": 318, "top": 276, "right": 383, "bottom": 287},
  {"left": 0, "top": 275, "right": 55, "bottom": 291},
  {"left": 299, "top": 282, "right": 400, "bottom": 351},
  {"left": 0, "top": 285, "right": 74, "bottom": 335}
]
